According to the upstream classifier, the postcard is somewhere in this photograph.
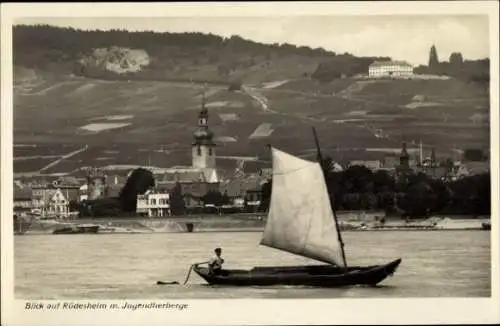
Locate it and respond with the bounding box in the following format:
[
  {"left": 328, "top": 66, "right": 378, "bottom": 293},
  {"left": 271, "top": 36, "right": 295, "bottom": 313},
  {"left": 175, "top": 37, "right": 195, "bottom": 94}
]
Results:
[{"left": 1, "top": 1, "right": 499, "bottom": 325}]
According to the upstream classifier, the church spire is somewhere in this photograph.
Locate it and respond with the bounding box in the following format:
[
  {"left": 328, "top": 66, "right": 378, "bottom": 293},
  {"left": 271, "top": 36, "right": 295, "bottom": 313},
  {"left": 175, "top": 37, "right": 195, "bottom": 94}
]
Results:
[
  {"left": 193, "top": 90, "right": 213, "bottom": 144},
  {"left": 200, "top": 90, "right": 207, "bottom": 118},
  {"left": 430, "top": 147, "right": 437, "bottom": 167}
]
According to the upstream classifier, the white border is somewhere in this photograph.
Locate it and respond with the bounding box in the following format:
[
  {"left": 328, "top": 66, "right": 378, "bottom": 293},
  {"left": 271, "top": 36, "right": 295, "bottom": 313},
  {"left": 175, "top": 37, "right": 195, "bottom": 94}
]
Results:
[{"left": 1, "top": 2, "right": 499, "bottom": 325}]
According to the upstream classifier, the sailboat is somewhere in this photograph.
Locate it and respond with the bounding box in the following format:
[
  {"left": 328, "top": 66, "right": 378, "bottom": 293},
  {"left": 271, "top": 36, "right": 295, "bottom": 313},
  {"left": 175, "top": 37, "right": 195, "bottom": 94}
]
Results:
[{"left": 193, "top": 129, "right": 402, "bottom": 287}]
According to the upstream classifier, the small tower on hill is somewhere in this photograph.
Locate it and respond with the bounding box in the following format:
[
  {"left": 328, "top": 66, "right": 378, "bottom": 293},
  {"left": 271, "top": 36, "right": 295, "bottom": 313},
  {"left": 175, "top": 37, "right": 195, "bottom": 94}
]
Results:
[{"left": 428, "top": 44, "right": 439, "bottom": 69}]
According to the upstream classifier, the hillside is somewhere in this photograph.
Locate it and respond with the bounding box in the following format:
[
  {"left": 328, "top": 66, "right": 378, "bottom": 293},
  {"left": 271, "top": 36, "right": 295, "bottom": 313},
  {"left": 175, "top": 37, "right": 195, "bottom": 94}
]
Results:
[
  {"left": 13, "top": 25, "right": 393, "bottom": 85},
  {"left": 13, "top": 71, "right": 489, "bottom": 174},
  {"left": 12, "top": 25, "right": 490, "bottom": 176}
]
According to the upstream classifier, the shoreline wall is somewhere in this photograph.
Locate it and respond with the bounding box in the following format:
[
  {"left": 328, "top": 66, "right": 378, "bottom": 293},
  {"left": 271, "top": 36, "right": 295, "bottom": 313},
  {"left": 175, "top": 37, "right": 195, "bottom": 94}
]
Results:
[{"left": 21, "top": 212, "right": 491, "bottom": 234}]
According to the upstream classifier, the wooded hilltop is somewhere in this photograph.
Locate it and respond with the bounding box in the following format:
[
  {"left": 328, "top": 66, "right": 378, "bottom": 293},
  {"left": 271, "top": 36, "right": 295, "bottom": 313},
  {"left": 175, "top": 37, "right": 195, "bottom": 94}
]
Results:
[{"left": 14, "top": 24, "right": 489, "bottom": 86}]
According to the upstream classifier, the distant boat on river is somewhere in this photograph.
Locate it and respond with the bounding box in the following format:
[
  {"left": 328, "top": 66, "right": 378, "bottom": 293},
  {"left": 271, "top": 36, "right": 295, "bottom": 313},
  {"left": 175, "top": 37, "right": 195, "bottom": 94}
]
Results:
[
  {"left": 52, "top": 224, "right": 100, "bottom": 235},
  {"left": 481, "top": 222, "right": 491, "bottom": 231}
]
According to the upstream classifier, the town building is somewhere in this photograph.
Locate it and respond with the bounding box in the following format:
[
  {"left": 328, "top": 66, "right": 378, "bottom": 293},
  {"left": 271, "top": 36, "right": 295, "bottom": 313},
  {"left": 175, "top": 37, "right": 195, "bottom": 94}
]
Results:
[
  {"left": 154, "top": 168, "right": 219, "bottom": 195},
  {"left": 28, "top": 177, "right": 81, "bottom": 218},
  {"left": 79, "top": 183, "right": 89, "bottom": 202},
  {"left": 416, "top": 145, "right": 437, "bottom": 167},
  {"left": 382, "top": 155, "right": 400, "bottom": 170},
  {"left": 453, "top": 161, "right": 490, "bottom": 179},
  {"left": 219, "top": 173, "right": 268, "bottom": 210},
  {"left": 245, "top": 188, "right": 263, "bottom": 212},
  {"left": 368, "top": 61, "right": 414, "bottom": 78},
  {"left": 183, "top": 193, "right": 205, "bottom": 210},
  {"left": 136, "top": 189, "right": 170, "bottom": 217},
  {"left": 348, "top": 160, "right": 383, "bottom": 171},
  {"left": 32, "top": 187, "right": 70, "bottom": 218},
  {"left": 13, "top": 183, "right": 33, "bottom": 214},
  {"left": 78, "top": 169, "right": 128, "bottom": 201},
  {"left": 29, "top": 177, "right": 81, "bottom": 202}
]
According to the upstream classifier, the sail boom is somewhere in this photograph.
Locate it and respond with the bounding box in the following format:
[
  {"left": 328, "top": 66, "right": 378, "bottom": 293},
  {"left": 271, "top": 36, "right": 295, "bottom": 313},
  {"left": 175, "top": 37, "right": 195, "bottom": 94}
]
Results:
[{"left": 259, "top": 240, "right": 341, "bottom": 266}]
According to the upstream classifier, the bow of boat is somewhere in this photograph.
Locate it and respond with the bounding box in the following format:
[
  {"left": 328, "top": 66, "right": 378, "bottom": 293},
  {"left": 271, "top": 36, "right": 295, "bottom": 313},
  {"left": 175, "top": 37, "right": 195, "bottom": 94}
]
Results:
[{"left": 384, "top": 258, "right": 402, "bottom": 276}]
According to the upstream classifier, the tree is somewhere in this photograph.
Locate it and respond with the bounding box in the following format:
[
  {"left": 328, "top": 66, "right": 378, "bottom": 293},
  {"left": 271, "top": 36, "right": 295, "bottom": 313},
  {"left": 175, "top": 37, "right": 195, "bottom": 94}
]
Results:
[
  {"left": 259, "top": 179, "right": 272, "bottom": 212},
  {"left": 221, "top": 191, "right": 231, "bottom": 205},
  {"left": 169, "top": 182, "right": 186, "bottom": 215},
  {"left": 202, "top": 190, "right": 224, "bottom": 206},
  {"left": 472, "top": 173, "right": 491, "bottom": 216},
  {"left": 428, "top": 179, "right": 451, "bottom": 213},
  {"left": 118, "top": 168, "right": 155, "bottom": 212},
  {"left": 341, "top": 165, "right": 374, "bottom": 193},
  {"left": 319, "top": 156, "right": 334, "bottom": 176},
  {"left": 79, "top": 197, "right": 122, "bottom": 217},
  {"left": 449, "top": 52, "right": 464, "bottom": 66},
  {"left": 372, "top": 170, "right": 395, "bottom": 193},
  {"left": 397, "top": 173, "right": 436, "bottom": 218}
]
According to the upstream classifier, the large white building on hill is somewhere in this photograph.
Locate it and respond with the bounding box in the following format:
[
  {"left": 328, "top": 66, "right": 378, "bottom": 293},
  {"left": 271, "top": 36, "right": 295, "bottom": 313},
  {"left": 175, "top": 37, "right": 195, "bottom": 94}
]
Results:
[{"left": 368, "top": 60, "right": 414, "bottom": 78}]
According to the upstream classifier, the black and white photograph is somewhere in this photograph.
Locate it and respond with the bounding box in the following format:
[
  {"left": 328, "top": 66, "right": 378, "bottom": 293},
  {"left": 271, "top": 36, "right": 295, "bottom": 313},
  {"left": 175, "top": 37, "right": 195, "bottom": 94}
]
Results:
[{"left": 1, "top": 2, "right": 499, "bottom": 325}]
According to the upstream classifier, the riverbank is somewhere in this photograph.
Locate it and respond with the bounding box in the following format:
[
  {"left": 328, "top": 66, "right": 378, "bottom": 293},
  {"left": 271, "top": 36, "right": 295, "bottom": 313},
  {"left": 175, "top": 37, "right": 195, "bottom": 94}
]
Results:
[{"left": 16, "top": 213, "right": 491, "bottom": 235}]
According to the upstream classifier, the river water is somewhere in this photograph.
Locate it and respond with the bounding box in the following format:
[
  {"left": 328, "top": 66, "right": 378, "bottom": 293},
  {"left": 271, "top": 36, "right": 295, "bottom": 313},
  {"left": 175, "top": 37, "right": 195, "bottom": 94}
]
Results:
[{"left": 15, "top": 231, "right": 491, "bottom": 299}]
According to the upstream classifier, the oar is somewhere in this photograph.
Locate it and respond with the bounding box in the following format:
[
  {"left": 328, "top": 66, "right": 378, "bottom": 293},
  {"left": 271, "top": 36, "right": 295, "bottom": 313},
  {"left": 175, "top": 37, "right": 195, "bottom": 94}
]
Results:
[{"left": 156, "top": 262, "right": 207, "bottom": 286}]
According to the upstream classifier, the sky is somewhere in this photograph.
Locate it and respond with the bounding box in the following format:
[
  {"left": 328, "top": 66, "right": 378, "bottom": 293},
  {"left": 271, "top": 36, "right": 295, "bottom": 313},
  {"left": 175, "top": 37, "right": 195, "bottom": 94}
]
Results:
[{"left": 18, "top": 15, "right": 490, "bottom": 65}]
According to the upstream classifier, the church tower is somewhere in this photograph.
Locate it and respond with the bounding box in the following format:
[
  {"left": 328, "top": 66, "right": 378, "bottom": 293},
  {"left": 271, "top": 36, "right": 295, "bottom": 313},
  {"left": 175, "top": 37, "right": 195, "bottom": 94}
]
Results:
[{"left": 192, "top": 93, "right": 216, "bottom": 169}]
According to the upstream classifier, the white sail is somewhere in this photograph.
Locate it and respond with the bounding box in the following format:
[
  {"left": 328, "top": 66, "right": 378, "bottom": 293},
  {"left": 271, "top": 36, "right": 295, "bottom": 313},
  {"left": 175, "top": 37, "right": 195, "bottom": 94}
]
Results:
[{"left": 260, "top": 148, "right": 345, "bottom": 267}]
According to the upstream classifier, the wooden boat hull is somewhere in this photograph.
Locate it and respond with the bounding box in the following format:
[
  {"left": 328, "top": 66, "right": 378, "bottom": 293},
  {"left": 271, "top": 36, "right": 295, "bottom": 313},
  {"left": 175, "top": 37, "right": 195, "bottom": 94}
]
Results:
[
  {"left": 193, "top": 258, "right": 402, "bottom": 287},
  {"left": 481, "top": 222, "right": 491, "bottom": 230},
  {"left": 52, "top": 225, "right": 100, "bottom": 235}
]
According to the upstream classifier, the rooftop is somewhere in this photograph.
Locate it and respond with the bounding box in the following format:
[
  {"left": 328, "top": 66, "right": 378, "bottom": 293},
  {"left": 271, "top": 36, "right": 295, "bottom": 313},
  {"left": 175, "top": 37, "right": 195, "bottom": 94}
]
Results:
[
  {"left": 369, "top": 60, "right": 413, "bottom": 68},
  {"left": 14, "top": 183, "right": 32, "bottom": 200}
]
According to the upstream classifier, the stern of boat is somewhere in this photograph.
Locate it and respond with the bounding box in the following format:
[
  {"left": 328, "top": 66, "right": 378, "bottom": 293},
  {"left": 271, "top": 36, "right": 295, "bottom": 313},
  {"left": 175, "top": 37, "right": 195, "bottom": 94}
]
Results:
[{"left": 192, "top": 265, "right": 212, "bottom": 284}]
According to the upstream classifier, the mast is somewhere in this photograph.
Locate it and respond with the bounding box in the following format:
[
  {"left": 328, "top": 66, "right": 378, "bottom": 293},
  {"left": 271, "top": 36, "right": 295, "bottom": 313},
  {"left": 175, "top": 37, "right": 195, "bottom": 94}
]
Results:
[{"left": 311, "top": 127, "right": 348, "bottom": 269}]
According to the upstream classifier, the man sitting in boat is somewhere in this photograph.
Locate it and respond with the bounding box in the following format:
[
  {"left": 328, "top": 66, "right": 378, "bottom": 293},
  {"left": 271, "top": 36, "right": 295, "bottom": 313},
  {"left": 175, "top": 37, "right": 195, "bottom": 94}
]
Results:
[{"left": 208, "top": 247, "right": 224, "bottom": 275}]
